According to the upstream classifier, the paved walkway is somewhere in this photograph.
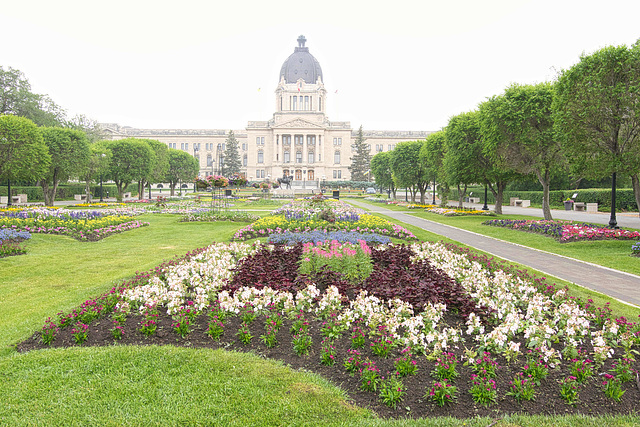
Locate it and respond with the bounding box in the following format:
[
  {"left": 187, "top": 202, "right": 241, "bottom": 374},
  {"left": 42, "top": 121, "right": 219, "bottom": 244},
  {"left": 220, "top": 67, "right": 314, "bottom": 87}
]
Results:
[{"left": 349, "top": 200, "right": 640, "bottom": 307}]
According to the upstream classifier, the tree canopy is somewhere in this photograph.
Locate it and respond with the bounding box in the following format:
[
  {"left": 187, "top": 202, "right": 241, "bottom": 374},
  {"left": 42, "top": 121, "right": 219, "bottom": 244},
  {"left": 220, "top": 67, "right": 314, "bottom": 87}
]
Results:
[
  {"left": 370, "top": 151, "right": 395, "bottom": 198},
  {"left": 166, "top": 148, "right": 199, "bottom": 196},
  {"left": 39, "top": 127, "right": 91, "bottom": 205},
  {"left": 0, "top": 114, "right": 50, "bottom": 183},
  {"left": 479, "top": 82, "right": 562, "bottom": 219},
  {"left": 390, "top": 140, "right": 431, "bottom": 203},
  {"left": 419, "top": 131, "right": 446, "bottom": 204},
  {"left": 104, "top": 138, "right": 154, "bottom": 201}
]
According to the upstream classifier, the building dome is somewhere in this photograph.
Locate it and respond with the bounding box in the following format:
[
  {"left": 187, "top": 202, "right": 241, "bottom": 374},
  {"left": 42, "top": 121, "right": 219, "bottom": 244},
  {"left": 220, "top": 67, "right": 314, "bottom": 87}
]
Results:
[{"left": 279, "top": 35, "right": 323, "bottom": 84}]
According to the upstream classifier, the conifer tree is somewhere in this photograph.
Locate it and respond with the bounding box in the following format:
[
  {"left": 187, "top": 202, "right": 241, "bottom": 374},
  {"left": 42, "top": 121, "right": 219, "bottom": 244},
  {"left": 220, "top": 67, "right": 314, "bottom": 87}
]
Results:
[
  {"left": 348, "top": 125, "right": 372, "bottom": 181},
  {"left": 222, "top": 130, "right": 242, "bottom": 175}
]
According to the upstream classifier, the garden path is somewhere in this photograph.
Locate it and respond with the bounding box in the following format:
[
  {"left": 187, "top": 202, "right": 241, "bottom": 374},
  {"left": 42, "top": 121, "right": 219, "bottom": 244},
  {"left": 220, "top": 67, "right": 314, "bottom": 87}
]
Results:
[{"left": 348, "top": 200, "right": 640, "bottom": 307}]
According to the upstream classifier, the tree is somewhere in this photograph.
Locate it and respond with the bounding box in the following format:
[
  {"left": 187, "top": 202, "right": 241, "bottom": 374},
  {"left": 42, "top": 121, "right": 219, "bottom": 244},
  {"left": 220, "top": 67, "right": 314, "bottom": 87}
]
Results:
[
  {"left": 136, "top": 139, "right": 168, "bottom": 200},
  {"left": 39, "top": 127, "right": 91, "bottom": 206},
  {"left": 419, "top": 131, "right": 446, "bottom": 205},
  {"left": 479, "top": 83, "right": 564, "bottom": 220},
  {"left": 370, "top": 151, "right": 396, "bottom": 198},
  {"left": 222, "top": 130, "right": 242, "bottom": 175},
  {"left": 66, "top": 114, "right": 105, "bottom": 143},
  {"left": 444, "top": 112, "right": 485, "bottom": 208},
  {"left": 166, "top": 148, "right": 199, "bottom": 196},
  {"left": 104, "top": 138, "right": 153, "bottom": 201},
  {"left": 1, "top": 66, "right": 67, "bottom": 127},
  {"left": 554, "top": 43, "right": 640, "bottom": 226},
  {"left": 389, "top": 140, "right": 431, "bottom": 203},
  {"left": 81, "top": 143, "right": 112, "bottom": 203},
  {"left": 0, "top": 115, "right": 50, "bottom": 202},
  {"left": 349, "top": 125, "right": 372, "bottom": 181}
]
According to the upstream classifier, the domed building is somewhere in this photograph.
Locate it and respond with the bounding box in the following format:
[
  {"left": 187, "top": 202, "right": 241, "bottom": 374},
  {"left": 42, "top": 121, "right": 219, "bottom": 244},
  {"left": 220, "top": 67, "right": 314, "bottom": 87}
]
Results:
[{"left": 101, "top": 36, "right": 432, "bottom": 186}]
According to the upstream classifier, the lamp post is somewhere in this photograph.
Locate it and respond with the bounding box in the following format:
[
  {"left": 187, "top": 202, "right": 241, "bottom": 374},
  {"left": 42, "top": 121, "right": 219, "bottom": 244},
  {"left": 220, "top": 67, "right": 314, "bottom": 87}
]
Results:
[
  {"left": 482, "top": 185, "right": 489, "bottom": 211},
  {"left": 609, "top": 172, "right": 618, "bottom": 229},
  {"left": 432, "top": 176, "right": 436, "bottom": 205},
  {"left": 193, "top": 146, "right": 199, "bottom": 193},
  {"left": 148, "top": 182, "right": 152, "bottom": 200}
]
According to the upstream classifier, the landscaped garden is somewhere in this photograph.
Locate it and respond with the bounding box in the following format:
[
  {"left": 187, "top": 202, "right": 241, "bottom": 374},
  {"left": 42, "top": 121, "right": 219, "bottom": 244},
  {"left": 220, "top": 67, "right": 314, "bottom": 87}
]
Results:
[
  {"left": 483, "top": 219, "right": 640, "bottom": 243},
  {"left": 6, "top": 197, "right": 640, "bottom": 425}
]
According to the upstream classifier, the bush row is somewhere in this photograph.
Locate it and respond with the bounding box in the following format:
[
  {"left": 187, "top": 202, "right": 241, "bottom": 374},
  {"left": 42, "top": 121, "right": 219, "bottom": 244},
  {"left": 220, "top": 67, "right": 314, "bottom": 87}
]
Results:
[
  {"left": 0, "top": 184, "right": 139, "bottom": 202},
  {"left": 449, "top": 187, "right": 638, "bottom": 211}
]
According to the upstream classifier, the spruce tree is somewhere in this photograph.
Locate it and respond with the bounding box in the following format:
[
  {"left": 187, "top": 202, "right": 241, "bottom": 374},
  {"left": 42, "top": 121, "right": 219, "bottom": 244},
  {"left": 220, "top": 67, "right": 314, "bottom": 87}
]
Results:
[
  {"left": 348, "top": 125, "right": 372, "bottom": 181},
  {"left": 222, "top": 130, "right": 242, "bottom": 175}
]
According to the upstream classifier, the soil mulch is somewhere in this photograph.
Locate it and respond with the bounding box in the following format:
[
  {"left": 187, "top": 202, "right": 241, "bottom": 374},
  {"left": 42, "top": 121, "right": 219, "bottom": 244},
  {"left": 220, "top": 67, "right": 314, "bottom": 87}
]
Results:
[{"left": 16, "top": 311, "right": 640, "bottom": 420}]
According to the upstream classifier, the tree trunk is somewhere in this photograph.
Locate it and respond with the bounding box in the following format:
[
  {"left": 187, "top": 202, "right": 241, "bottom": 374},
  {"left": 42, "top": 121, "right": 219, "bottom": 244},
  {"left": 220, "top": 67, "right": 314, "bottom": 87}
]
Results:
[
  {"left": 40, "top": 182, "right": 51, "bottom": 206},
  {"left": 535, "top": 169, "right": 553, "bottom": 220},
  {"left": 84, "top": 179, "right": 92, "bottom": 204},
  {"left": 170, "top": 182, "right": 176, "bottom": 197},
  {"left": 488, "top": 182, "right": 506, "bottom": 215},
  {"left": 632, "top": 174, "right": 640, "bottom": 218},
  {"left": 457, "top": 183, "right": 468, "bottom": 208}
]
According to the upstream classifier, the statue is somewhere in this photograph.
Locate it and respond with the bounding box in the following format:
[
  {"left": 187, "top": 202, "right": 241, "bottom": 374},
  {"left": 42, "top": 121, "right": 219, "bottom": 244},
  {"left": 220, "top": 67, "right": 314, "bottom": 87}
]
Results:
[{"left": 277, "top": 174, "right": 293, "bottom": 189}]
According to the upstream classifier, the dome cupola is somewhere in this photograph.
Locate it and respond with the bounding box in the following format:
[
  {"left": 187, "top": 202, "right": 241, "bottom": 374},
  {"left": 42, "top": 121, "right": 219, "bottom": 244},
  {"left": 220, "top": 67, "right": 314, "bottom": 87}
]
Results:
[{"left": 279, "top": 35, "right": 323, "bottom": 84}]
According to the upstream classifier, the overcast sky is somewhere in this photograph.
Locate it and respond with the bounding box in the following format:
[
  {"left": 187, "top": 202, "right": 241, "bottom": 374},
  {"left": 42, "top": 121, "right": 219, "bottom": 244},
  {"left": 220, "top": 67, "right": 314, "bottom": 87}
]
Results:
[{"left": 2, "top": 0, "right": 639, "bottom": 133}]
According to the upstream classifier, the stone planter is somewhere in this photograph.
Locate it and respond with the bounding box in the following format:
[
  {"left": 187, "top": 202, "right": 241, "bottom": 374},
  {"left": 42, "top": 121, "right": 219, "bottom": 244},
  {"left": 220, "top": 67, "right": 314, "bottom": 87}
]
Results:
[{"left": 563, "top": 201, "right": 573, "bottom": 211}]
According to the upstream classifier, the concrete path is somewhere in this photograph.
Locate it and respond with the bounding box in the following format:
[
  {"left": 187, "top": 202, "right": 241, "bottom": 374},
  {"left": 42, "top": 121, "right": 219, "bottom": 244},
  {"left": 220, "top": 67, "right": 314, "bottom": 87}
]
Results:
[{"left": 349, "top": 200, "right": 640, "bottom": 307}]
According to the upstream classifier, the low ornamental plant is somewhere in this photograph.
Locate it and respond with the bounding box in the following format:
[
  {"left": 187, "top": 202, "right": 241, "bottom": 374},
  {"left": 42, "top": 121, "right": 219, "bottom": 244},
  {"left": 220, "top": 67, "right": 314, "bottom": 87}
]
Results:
[
  {"left": 359, "top": 359, "right": 381, "bottom": 392},
  {"left": 611, "top": 357, "right": 637, "bottom": 382},
  {"left": 236, "top": 322, "right": 253, "bottom": 345},
  {"left": 378, "top": 374, "right": 405, "bottom": 409},
  {"left": 523, "top": 353, "right": 549, "bottom": 385},
  {"left": 427, "top": 379, "right": 458, "bottom": 407},
  {"left": 559, "top": 376, "right": 580, "bottom": 405},
  {"left": 208, "top": 302, "right": 229, "bottom": 323},
  {"left": 298, "top": 240, "right": 373, "bottom": 284},
  {"left": 320, "top": 338, "right": 337, "bottom": 366},
  {"left": 320, "top": 313, "right": 344, "bottom": 340},
  {"left": 171, "top": 313, "right": 191, "bottom": 339},
  {"left": 207, "top": 316, "right": 224, "bottom": 340},
  {"left": 240, "top": 303, "right": 257, "bottom": 324},
  {"left": 470, "top": 352, "right": 499, "bottom": 378},
  {"left": 370, "top": 325, "right": 395, "bottom": 358},
  {"left": 40, "top": 317, "right": 59, "bottom": 345},
  {"left": 260, "top": 321, "right": 279, "bottom": 348},
  {"left": 602, "top": 373, "right": 626, "bottom": 402},
  {"left": 432, "top": 351, "right": 459, "bottom": 381},
  {"left": 469, "top": 375, "right": 497, "bottom": 407},
  {"left": 139, "top": 313, "right": 158, "bottom": 337},
  {"left": 343, "top": 349, "right": 364, "bottom": 375},
  {"left": 394, "top": 347, "right": 418, "bottom": 377},
  {"left": 350, "top": 321, "right": 366, "bottom": 349},
  {"left": 71, "top": 321, "right": 89, "bottom": 344},
  {"left": 290, "top": 312, "right": 310, "bottom": 335},
  {"left": 292, "top": 331, "right": 312, "bottom": 356},
  {"left": 570, "top": 357, "right": 594, "bottom": 383},
  {"left": 505, "top": 372, "right": 536, "bottom": 402},
  {"left": 110, "top": 320, "right": 125, "bottom": 340}
]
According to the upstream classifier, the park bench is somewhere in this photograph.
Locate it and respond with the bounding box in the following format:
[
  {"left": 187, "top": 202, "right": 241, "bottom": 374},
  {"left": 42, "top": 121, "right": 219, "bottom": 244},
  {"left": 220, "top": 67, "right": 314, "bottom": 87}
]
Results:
[
  {"left": 574, "top": 202, "right": 586, "bottom": 212},
  {"left": 74, "top": 194, "right": 88, "bottom": 201},
  {"left": 469, "top": 197, "right": 480, "bottom": 203},
  {"left": 514, "top": 199, "right": 530, "bottom": 207},
  {"left": 123, "top": 192, "right": 132, "bottom": 198},
  {"left": 586, "top": 203, "right": 598, "bottom": 213},
  {"left": 1, "top": 195, "right": 21, "bottom": 204}
]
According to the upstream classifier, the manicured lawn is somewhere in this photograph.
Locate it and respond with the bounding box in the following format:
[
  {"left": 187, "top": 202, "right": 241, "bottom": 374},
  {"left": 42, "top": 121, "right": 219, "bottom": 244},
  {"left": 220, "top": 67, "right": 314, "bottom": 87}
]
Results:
[
  {"left": 2, "top": 203, "right": 640, "bottom": 425},
  {"left": 0, "top": 214, "right": 242, "bottom": 354}
]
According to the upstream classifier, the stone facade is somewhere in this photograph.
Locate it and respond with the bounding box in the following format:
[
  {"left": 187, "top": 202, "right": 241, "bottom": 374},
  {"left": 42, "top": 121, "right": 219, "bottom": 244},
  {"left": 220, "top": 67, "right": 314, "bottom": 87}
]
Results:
[{"left": 100, "top": 36, "right": 433, "bottom": 185}]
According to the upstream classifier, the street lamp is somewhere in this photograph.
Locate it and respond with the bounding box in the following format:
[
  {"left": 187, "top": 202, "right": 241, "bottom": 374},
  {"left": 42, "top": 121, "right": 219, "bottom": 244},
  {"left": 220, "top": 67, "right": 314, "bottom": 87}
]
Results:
[
  {"left": 193, "top": 145, "right": 199, "bottom": 193},
  {"left": 432, "top": 175, "right": 436, "bottom": 205},
  {"left": 482, "top": 185, "right": 489, "bottom": 210}
]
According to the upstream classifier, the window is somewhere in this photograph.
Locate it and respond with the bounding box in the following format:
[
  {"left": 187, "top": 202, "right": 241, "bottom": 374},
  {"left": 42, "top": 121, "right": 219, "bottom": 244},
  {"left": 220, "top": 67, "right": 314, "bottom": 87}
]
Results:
[
  {"left": 334, "top": 151, "right": 341, "bottom": 164},
  {"left": 284, "top": 150, "right": 290, "bottom": 163},
  {"left": 197, "top": 143, "right": 201, "bottom": 150},
  {"left": 388, "top": 144, "right": 392, "bottom": 151},
  {"left": 308, "top": 152, "right": 314, "bottom": 163},
  {"left": 333, "top": 170, "right": 337, "bottom": 179},
  {"left": 304, "top": 96, "right": 309, "bottom": 110},
  {"left": 257, "top": 150, "right": 264, "bottom": 164},
  {"left": 243, "top": 154, "right": 247, "bottom": 166},
  {"left": 282, "top": 135, "right": 291, "bottom": 145},
  {"left": 294, "top": 135, "right": 303, "bottom": 145},
  {"left": 292, "top": 96, "right": 297, "bottom": 110},
  {"left": 333, "top": 138, "right": 342, "bottom": 146},
  {"left": 256, "top": 137, "right": 265, "bottom": 145},
  {"left": 242, "top": 143, "right": 247, "bottom": 151},
  {"left": 307, "top": 135, "right": 315, "bottom": 145},
  {"left": 207, "top": 154, "right": 213, "bottom": 166},
  {"left": 296, "top": 151, "right": 302, "bottom": 163},
  {"left": 318, "top": 154, "right": 321, "bottom": 161},
  {"left": 319, "top": 97, "right": 322, "bottom": 111},
  {"left": 338, "top": 170, "right": 342, "bottom": 179},
  {"left": 181, "top": 143, "right": 185, "bottom": 150}
]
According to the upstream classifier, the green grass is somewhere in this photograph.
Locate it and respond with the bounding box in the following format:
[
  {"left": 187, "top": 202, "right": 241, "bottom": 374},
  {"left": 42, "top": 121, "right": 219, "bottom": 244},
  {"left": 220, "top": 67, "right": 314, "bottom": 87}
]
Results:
[
  {"left": 3, "top": 207, "right": 640, "bottom": 425},
  {"left": 357, "top": 200, "right": 640, "bottom": 276},
  {"left": 0, "top": 214, "right": 242, "bottom": 354}
]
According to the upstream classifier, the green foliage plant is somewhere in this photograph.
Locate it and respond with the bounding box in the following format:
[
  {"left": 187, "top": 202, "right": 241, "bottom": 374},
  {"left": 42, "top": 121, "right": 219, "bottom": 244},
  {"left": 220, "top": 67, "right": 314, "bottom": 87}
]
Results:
[
  {"left": 559, "top": 376, "right": 580, "bottom": 405},
  {"left": 506, "top": 372, "right": 536, "bottom": 402},
  {"left": 469, "top": 375, "right": 497, "bottom": 407},
  {"left": 427, "top": 379, "right": 458, "bottom": 407},
  {"left": 378, "top": 374, "right": 405, "bottom": 409},
  {"left": 292, "top": 332, "right": 312, "bottom": 356},
  {"left": 298, "top": 240, "right": 373, "bottom": 284},
  {"left": 236, "top": 322, "right": 253, "bottom": 345}
]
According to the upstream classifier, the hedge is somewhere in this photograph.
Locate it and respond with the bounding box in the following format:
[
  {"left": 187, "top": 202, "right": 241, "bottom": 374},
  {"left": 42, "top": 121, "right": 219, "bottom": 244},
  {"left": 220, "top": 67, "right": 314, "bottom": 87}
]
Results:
[
  {"left": 449, "top": 186, "right": 638, "bottom": 211},
  {"left": 0, "top": 183, "right": 138, "bottom": 202}
]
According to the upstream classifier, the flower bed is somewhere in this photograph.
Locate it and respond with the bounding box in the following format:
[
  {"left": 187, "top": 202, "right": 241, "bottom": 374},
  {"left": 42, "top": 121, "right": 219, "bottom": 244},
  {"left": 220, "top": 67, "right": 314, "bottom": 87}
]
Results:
[
  {"left": 424, "top": 206, "right": 495, "bottom": 216},
  {"left": 268, "top": 230, "right": 391, "bottom": 245},
  {"left": 0, "top": 229, "right": 31, "bottom": 257},
  {"left": 0, "top": 207, "right": 149, "bottom": 241},
  {"left": 483, "top": 219, "right": 640, "bottom": 243},
  {"left": 20, "top": 237, "right": 640, "bottom": 418},
  {"left": 233, "top": 199, "right": 415, "bottom": 241}
]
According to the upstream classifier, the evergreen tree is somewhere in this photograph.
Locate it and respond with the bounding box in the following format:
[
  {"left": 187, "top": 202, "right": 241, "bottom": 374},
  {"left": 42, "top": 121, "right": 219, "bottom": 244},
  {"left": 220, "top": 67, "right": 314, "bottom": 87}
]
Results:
[
  {"left": 348, "top": 125, "right": 372, "bottom": 181},
  {"left": 223, "top": 130, "right": 242, "bottom": 175}
]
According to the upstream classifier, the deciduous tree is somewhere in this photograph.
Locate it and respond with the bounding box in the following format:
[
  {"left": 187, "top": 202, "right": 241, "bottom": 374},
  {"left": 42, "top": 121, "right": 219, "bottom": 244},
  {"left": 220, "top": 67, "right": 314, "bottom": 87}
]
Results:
[
  {"left": 104, "top": 138, "right": 153, "bottom": 201},
  {"left": 371, "top": 151, "right": 396, "bottom": 198},
  {"left": 553, "top": 43, "right": 640, "bottom": 225},
  {"left": 390, "top": 140, "right": 430, "bottom": 203},
  {"left": 166, "top": 148, "right": 199, "bottom": 196}
]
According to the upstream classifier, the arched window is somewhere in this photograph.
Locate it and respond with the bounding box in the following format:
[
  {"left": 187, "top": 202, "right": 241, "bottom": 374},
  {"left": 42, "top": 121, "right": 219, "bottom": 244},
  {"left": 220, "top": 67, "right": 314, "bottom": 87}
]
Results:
[
  {"left": 207, "top": 154, "right": 213, "bottom": 166},
  {"left": 334, "top": 151, "right": 341, "bottom": 164},
  {"left": 257, "top": 150, "right": 264, "bottom": 164}
]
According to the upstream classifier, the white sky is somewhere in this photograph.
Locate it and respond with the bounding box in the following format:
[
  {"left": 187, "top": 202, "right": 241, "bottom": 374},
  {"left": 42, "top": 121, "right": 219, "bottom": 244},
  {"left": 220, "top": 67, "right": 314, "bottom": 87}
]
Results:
[{"left": 1, "top": 0, "right": 639, "bottom": 132}]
